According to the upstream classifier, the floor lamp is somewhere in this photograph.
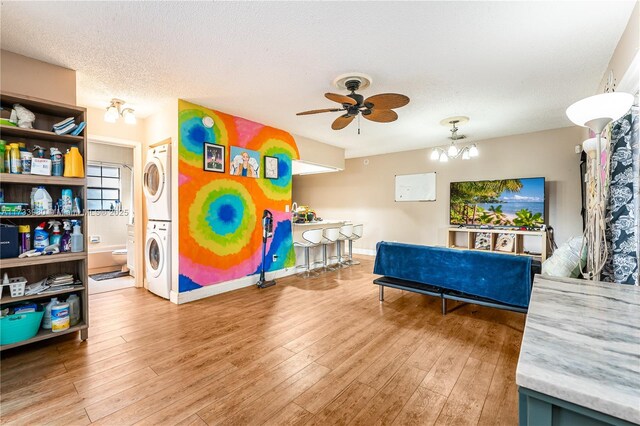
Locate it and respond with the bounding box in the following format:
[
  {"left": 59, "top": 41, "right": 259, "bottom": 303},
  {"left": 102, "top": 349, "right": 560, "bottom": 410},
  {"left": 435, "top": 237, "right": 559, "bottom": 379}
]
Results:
[{"left": 566, "top": 92, "right": 634, "bottom": 280}]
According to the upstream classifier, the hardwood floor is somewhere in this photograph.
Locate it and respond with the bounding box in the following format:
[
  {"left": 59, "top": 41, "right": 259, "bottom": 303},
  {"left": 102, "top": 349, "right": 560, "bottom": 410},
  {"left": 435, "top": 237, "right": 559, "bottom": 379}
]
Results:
[{"left": 0, "top": 256, "right": 525, "bottom": 425}]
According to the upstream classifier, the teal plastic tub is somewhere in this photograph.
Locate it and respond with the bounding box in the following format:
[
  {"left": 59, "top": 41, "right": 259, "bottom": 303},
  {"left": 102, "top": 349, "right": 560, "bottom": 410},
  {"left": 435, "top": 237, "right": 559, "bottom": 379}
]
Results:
[{"left": 1, "top": 310, "right": 44, "bottom": 345}]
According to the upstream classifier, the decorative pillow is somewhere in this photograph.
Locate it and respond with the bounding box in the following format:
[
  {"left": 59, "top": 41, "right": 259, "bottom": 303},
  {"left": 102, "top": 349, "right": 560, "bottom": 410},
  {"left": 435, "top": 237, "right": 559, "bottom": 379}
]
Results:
[
  {"left": 495, "top": 233, "right": 515, "bottom": 252},
  {"left": 474, "top": 233, "right": 491, "bottom": 250}
]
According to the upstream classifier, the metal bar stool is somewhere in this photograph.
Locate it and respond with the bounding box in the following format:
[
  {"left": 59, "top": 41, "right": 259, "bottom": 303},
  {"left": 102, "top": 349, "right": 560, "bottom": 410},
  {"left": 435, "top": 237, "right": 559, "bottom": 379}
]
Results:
[
  {"left": 337, "top": 224, "right": 354, "bottom": 268},
  {"left": 346, "top": 224, "right": 363, "bottom": 265},
  {"left": 321, "top": 227, "right": 341, "bottom": 271},
  {"left": 293, "top": 228, "right": 323, "bottom": 277}
]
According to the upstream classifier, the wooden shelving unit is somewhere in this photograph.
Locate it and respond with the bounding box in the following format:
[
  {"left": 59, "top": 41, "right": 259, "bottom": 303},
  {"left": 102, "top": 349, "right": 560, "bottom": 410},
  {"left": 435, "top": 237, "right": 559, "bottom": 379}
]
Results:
[
  {"left": 448, "top": 227, "right": 548, "bottom": 261},
  {"left": 0, "top": 91, "right": 88, "bottom": 351}
]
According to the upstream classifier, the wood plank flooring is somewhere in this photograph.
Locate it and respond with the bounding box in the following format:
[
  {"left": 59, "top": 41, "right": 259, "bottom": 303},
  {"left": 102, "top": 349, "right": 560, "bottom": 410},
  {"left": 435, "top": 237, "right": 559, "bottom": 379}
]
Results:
[{"left": 0, "top": 256, "right": 525, "bottom": 425}]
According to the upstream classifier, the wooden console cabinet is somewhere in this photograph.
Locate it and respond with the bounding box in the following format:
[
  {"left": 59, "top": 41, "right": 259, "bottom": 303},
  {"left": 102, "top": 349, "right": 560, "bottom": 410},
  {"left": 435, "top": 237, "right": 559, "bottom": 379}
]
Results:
[{"left": 447, "top": 227, "right": 548, "bottom": 261}]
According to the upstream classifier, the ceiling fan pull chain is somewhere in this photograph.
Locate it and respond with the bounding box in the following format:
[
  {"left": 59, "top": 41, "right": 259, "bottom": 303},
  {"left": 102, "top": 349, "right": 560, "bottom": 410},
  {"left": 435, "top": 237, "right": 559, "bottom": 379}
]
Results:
[{"left": 358, "top": 114, "right": 361, "bottom": 135}]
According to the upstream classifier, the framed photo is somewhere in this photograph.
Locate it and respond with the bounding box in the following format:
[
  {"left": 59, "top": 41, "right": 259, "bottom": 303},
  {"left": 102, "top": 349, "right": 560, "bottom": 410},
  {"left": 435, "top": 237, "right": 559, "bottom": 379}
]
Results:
[
  {"left": 204, "top": 143, "right": 225, "bottom": 173},
  {"left": 230, "top": 146, "right": 260, "bottom": 178},
  {"left": 264, "top": 156, "right": 279, "bottom": 179}
]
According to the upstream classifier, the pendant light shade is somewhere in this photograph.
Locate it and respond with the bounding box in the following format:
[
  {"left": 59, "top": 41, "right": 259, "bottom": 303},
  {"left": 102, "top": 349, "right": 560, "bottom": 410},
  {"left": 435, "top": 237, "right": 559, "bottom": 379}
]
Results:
[
  {"left": 447, "top": 144, "right": 458, "bottom": 157},
  {"left": 430, "top": 149, "right": 440, "bottom": 161},
  {"left": 566, "top": 92, "right": 633, "bottom": 132},
  {"left": 469, "top": 144, "right": 479, "bottom": 157},
  {"left": 104, "top": 106, "right": 118, "bottom": 123},
  {"left": 439, "top": 152, "right": 449, "bottom": 162}
]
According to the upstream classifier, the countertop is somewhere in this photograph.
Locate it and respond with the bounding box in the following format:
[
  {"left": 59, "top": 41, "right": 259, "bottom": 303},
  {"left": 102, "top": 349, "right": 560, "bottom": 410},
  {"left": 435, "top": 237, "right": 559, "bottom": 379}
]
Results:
[{"left": 516, "top": 275, "right": 640, "bottom": 424}]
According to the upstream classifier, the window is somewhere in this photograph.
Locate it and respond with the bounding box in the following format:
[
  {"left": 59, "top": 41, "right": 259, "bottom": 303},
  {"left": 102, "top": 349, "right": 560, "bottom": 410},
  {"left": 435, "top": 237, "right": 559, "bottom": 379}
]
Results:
[{"left": 87, "top": 164, "right": 121, "bottom": 210}]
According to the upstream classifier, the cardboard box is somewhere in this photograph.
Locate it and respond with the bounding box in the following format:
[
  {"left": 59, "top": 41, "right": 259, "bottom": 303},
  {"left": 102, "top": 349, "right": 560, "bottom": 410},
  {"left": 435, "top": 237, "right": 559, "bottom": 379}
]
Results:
[
  {"left": 0, "top": 224, "right": 19, "bottom": 259},
  {"left": 31, "top": 158, "right": 52, "bottom": 176}
]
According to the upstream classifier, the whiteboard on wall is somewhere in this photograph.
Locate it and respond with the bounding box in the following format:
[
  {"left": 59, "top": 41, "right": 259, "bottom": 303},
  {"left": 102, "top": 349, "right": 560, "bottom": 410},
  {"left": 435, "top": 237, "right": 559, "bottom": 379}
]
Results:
[{"left": 395, "top": 173, "right": 437, "bottom": 202}]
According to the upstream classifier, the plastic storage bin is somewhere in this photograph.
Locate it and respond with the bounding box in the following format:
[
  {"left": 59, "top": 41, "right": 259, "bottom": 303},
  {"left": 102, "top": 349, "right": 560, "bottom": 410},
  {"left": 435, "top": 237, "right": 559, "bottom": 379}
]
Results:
[
  {"left": 1, "top": 277, "right": 27, "bottom": 297},
  {"left": 1, "top": 310, "right": 44, "bottom": 345}
]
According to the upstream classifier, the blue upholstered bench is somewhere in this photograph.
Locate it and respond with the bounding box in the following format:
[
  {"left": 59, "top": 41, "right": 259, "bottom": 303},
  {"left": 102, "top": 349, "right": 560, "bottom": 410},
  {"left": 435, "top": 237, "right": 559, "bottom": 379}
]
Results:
[{"left": 373, "top": 242, "right": 532, "bottom": 314}]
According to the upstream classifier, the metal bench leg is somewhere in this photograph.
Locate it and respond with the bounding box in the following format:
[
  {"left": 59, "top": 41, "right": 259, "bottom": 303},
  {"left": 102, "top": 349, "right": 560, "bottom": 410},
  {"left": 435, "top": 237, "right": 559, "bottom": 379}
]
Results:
[
  {"left": 379, "top": 285, "right": 384, "bottom": 302},
  {"left": 441, "top": 297, "right": 447, "bottom": 315}
]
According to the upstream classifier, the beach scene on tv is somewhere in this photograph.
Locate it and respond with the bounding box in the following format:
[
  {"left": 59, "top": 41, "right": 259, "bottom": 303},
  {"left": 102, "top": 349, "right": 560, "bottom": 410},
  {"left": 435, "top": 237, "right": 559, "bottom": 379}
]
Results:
[{"left": 450, "top": 177, "right": 545, "bottom": 227}]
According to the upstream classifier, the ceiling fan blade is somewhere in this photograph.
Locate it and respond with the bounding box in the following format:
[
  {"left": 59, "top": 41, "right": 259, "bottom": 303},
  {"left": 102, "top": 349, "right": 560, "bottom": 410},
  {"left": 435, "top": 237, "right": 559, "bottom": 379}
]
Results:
[
  {"left": 296, "top": 108, "right": 344, "bottom": 116},
  {"left": 363, "top": 109, "right": 398, "bottom": 123},
  {"left": 331, "top": 114, "right": 355, "bottom": 130},
  {"left": 325, "top": 93, "right": 357, "bottom": 106},
  {"left": 364, "top": 93, "right": 410, "bottom": 110}
]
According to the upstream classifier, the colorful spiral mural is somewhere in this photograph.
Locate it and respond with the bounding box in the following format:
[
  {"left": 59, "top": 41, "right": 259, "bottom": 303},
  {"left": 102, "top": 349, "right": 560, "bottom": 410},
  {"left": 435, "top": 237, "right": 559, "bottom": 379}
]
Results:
[{"left": 178, "top": 100, "right": 299, "bottom": 292}]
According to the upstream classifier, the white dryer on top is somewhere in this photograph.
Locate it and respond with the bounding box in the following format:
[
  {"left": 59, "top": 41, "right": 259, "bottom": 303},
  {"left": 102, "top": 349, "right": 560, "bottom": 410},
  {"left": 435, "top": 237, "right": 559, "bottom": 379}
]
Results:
[{"left": 144, "top": 144, "right": 171, "bottom": 221}]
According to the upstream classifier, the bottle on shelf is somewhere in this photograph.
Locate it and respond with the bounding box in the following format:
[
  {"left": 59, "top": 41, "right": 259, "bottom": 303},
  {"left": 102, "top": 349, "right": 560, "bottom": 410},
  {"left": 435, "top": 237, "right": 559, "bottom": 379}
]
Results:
[
  {"left": 33, "top": 186, "right": 52, "bottom": 214},
  {"left": 48, "top": 220, "right": 62, "bottom": 246},
  {"left": 42, "top": 297, "right": 59, "bottom": 330},
  {"left": 9, "top": 143, "right": 21, "bottom": 174},
  {"left": 34, "top": 221, "right": 50, "bottom": 252},
  {"left": 67, "top": 294, "right": 80, "bottom": 326},
  {"left": 70, "top": 220, "right": 83, "bottom": 253},
  {"left": 60, "top": 220, "right": 72, "bottom": 252},
  {"left": 63, "top": 147, "right": 84, "bottom": 178},
  {"left": 50, "top": 147, "right": 64, "bottom": 176}
]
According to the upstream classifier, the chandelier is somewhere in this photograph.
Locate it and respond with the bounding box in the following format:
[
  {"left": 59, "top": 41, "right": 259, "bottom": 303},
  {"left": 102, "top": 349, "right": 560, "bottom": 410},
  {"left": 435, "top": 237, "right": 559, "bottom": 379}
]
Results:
[
  {"left": 430, "top": 116, "right": 478, "bottom": 162},
  {"left": 104, "top": 98, "right": 136, "bottom": 124}
]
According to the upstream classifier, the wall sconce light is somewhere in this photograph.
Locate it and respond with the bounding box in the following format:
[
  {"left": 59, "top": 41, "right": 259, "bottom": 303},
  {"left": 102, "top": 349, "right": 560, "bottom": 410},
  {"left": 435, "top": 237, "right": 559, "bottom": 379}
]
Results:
[{"left": 104, "top": 99, "right": 136, "bottom": 124}]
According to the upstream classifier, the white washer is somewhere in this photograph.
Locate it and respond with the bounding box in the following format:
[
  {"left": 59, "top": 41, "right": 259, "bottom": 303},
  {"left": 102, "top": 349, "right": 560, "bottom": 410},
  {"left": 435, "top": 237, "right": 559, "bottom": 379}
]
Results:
[
  {"left": 146, "top": 220, "right": 171, "bottom": 299},
  {"left": 144, "top": 144, "right": 171, "bottom": 221}
]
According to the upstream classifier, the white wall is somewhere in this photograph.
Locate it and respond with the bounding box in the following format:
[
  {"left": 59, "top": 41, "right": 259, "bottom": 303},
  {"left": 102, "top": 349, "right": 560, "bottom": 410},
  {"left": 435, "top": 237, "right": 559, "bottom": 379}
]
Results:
[
  {"left": 86, "top": 142, "right": 134, "bottom": 251},
  {"left": 293, "top": 126, "right": 587, "bottom": 252}
]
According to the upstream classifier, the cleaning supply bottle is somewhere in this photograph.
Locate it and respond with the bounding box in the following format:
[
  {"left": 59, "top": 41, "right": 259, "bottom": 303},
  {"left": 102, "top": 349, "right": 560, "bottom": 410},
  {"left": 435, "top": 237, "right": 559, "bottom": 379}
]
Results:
[
  {"left": 60, "top": 220, "right": 72, "bottom": 252},
  {"left": 50, "top": 147, "right": 64, "bottom": 176},
  {"left": 42, "top": 297, "right": 58, "bottom": 329},
  {"left": 67, "top": 294, "right": 80, "bottom": 326},
  {"left": 51, "top": 300, "right": 70, "bottom": 332},
  {"left": 9, "top": 143, "right": 21, "bottom": 174},
  {"left": 33, "top": 186, "right": 52, "bottom": 214},
  {"left": 48, "top": 220, "right": 62, "bottom": 246},
  {"left": 71, "top": 220, "right": 84, "bottom": 253},
  {"left": 34, "top": 222, "right": 50, "bottom": 252},
  {"left": 63, "top": 147, "right": 84, "bottom": 178},
  {"left": 18, "top": 225, "right": 31, "bottom": 254},
  {"left": 0, "top": 140, "right": 6, "bottom": 173},
  {"left": 61, "top": 188, "right": 73, "bottom": 214}
]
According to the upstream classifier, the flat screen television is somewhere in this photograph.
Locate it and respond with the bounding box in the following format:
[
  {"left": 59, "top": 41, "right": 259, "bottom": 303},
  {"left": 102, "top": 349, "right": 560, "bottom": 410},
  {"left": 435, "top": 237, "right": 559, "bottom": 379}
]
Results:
[{"left": 450, "top": 177, "right": 545, "bottom": 227}]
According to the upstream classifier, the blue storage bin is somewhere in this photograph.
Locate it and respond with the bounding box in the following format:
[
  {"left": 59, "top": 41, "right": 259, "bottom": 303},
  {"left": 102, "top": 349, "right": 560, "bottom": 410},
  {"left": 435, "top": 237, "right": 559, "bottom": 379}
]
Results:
[{"left": 1, "top": 310, "right": 44, "bottom": 345}]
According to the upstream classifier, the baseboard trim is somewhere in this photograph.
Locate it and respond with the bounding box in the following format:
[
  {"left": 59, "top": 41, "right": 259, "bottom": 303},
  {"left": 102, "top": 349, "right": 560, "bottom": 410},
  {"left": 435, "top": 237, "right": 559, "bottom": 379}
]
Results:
[
  {"left": 175, "top": 267, "right": 297, "bottom": 304},
  {"left": 353, "top": 248, "right": 376, "bottom": 256}
]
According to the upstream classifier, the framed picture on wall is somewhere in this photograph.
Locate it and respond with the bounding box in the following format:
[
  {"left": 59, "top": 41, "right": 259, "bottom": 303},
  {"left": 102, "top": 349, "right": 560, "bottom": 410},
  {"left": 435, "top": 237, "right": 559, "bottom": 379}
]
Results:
[
  {"left": 204, "top": 143, "right": 225, "bottom": 173},
  {"left": 230, "top": 146, "right": 260, "bottom": 178},
  {"left": 264, "top": 156, "right": 279, "bottom": 179}
]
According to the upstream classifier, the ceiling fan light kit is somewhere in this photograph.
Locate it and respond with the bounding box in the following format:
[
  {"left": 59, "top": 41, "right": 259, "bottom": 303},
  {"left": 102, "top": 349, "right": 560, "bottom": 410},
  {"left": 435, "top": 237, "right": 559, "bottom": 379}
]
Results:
[
  {"left": 297, "top": 74, "right": 410, "bottom": 132},
  {"left": 430, "top": 116, "right": 479, "bottom": 162}
]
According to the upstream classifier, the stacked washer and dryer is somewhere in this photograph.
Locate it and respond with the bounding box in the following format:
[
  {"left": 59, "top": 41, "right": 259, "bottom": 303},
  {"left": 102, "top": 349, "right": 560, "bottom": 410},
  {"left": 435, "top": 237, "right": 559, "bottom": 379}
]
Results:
[{"left": 143, "top": 144, "right": 172, "bottom": 299}]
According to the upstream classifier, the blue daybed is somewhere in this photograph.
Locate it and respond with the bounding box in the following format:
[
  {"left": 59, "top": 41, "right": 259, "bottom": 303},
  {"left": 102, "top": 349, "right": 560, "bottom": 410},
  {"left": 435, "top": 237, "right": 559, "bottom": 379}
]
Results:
[{"left": 373, "top": 241, "right": 533, "bottom": 314}]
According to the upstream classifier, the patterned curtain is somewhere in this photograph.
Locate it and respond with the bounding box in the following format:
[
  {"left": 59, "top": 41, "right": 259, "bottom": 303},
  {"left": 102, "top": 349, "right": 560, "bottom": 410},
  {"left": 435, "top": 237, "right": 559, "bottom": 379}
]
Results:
[{"left": 602, "top": 106, "right": 639, "bottom": 285}]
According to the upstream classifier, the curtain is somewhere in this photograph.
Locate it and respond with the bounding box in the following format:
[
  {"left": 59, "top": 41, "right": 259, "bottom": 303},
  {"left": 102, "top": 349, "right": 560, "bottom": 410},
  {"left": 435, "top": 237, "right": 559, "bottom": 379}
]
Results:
[{"left": 603, "top": 106, "right": 639, "bottom": 285}]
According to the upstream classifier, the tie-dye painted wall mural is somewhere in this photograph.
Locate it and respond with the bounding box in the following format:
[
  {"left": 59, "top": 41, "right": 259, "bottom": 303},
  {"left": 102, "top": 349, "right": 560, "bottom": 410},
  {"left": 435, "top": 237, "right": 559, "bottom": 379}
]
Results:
[{"left": 178, "top": 100, "right": 299, "bottom": 292}]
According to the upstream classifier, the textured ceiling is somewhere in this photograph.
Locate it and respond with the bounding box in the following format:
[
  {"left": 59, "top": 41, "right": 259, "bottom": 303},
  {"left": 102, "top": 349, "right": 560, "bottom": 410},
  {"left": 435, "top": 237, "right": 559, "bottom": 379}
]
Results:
[{"left": 1, "top": 1, "right": 635, "bottom": 158}]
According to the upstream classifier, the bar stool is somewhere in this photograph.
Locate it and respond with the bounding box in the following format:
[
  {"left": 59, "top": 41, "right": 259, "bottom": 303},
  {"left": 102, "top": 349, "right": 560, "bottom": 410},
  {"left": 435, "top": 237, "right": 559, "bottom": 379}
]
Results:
[
  {"left": 346, "top": 224, "right": 363, "bottom": 265},
  {"left": 293, "top": 228, "right": 323, "bottom": 277},
  {"left": 321, "top": 227, "right": 341, "bottom": 271},
  {"left": 337, "top": 224, "right": 353, "bottom": 268}
]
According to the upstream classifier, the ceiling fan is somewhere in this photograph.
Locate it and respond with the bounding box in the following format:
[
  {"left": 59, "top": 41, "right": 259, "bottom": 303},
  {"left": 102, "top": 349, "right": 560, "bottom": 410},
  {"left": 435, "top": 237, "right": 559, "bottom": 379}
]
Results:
[{"left": 296, "top": 75, "right": 410, "bottom": 131}]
